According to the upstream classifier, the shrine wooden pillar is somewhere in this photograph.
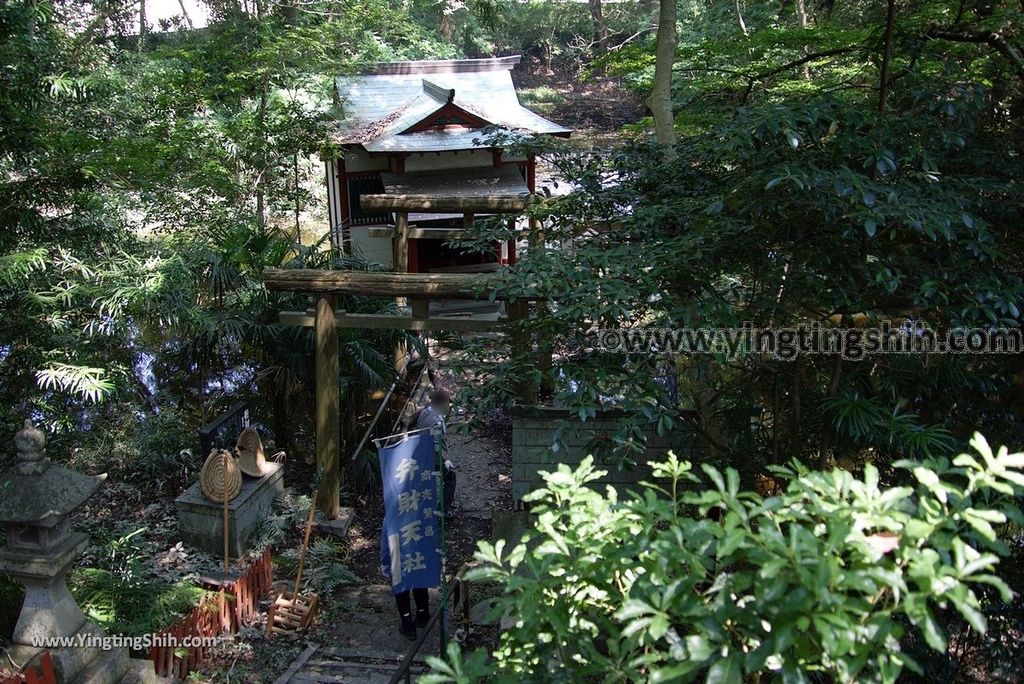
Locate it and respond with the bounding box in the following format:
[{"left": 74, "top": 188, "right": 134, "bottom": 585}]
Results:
[
  {"left": 315, "top": 294, "right": 341, "bottom": 519},
  {"left": 395, "top": 211, "right": 411, "bottom": 371}
]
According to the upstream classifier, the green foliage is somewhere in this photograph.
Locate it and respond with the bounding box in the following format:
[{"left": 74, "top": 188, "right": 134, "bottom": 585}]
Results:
[
  {"left": 438, "top": 434, "right": 1023, "bottom": 682},
  {"left": 421, "top": 642, "right": 493, "bottom": 684},
  {"left": 275, "top": 537, "right": 359, "bottom": 595},
  {"left": 260, "top": 492, "right": 359, "bottom": 594},
  {"left": 70, "top": 528, "right": 209, "bottom": 638},
  {"left": 0, "top": 0, "right": 441, "bottom": 462},
  {"left": 254, "top": 491, "right": 314, "bottom": 550},
  {"left": 0, "top": 567, "right": 24, "bottom": 640},
  {"left": 455, "top": 0, "right": 1024, "bottom": 470},
  {"left": 70, "top": 409, "right": 201, "bottom": 495}
]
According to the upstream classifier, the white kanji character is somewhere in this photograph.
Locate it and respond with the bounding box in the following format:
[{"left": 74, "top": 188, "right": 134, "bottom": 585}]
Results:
[
  {"left": 400, "top": 520, "right": 423, "bottom": 545},
  {"left": 420, "top": 470, "right": 432, "bottom": 482},
  {"left": 398, "top": 489, "right": 421, "bottom": 514},
  {"left": 421, "top": 487, "right": 433, "bottom": 501},
  {"left": 394, "top": 458, "right": 420, "bottom": 485},
  {"left": 423, "top": 506, "right": 435, "bottom": 519},
  {"left": 424, "top": 525, "right": 434, "bottom": 537},
  {"left": 402, "top": 552, "right": 426, "bottom": 574}
]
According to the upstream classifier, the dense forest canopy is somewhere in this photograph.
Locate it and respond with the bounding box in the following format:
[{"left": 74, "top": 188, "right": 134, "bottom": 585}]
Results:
[
  {"left": 3, "top": 0, "right": 1018, "bottom": 464},
  {"left": 458, "top": 0, "right": 1024, "bottom": 475}
]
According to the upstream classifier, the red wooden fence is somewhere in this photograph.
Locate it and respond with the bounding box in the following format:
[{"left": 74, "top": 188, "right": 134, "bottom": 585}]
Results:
[
  {"left": 150, "top": 547, "right": 274, "bottom": 679},
  {"left": 0, "top": 653, "right": 56, "bottom": 684}
]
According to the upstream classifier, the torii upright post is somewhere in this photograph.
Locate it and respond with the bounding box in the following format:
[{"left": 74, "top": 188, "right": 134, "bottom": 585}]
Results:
[
  {"left": 315, "top": 294, "right": 341, "bottom": 519},
  {"left": 394, "top": 211, "right": 410, "bottom": 373}
]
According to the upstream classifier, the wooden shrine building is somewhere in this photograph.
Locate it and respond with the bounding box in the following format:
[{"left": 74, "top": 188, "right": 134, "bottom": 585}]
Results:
[
  {"left": 325, "top": 55, "right": 571, "bottom": 274},
  {"left": 273, "top": 56, "right": 566, "bottom": 518}
]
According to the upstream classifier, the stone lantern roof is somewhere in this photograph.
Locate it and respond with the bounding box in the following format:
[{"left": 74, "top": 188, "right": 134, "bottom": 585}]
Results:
[{"left": 0, "top": 420, "right": 103, "bottom": 527}]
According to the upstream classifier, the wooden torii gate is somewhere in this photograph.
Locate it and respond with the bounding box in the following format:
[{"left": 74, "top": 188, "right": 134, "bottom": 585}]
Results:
[
  {"left": 263, "top": 182, "right": 542, "bottom": 519},
  {"left": 262, "top": 268, "right": 532, "bottom": 519}
]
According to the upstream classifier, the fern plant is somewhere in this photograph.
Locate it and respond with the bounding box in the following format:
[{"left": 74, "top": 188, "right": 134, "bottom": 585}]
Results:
[
  {"left": 69, "top": 528, "right": 209, "bottom": 639},
  {"left": 252, "top": 491, "right": 312, "bottom": 551},
  {"left": 274, "top": 538, "right": 359, "bottom": 595}
]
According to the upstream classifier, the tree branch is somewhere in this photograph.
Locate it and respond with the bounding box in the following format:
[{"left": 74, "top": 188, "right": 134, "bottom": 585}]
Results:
[{"left": 926, "top": 29, "right": 1024, "bottom": 78}]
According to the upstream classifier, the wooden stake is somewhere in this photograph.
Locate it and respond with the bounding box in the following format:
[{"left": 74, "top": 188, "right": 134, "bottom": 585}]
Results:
[
  {"left": 294, "top": 492, "right": 317, "bottom": 595},
  {"left": 222, "top": 451, "right": 230, "bottom": 571}
]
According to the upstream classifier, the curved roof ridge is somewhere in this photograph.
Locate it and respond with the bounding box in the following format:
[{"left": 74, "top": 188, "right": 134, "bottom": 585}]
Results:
[{"left": 355, "top": 55, "right": 522, "bottom": 76}]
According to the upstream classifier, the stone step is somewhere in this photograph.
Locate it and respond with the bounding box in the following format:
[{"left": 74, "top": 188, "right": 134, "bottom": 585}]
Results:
[
  {"left": 314, "top": 507, "right": 356, "bottom": 539},
  {"left": 77, "top": 645, "right": 130, "bottom": 684},
  {"left": 276, "top": 646, "right": 430, "bottom": 684},
  {"left": 280, "top": 651, "right": 428, "bottom": 679},
  {"left": 315, "top": 648, "right": 428, "bottom": 667}
]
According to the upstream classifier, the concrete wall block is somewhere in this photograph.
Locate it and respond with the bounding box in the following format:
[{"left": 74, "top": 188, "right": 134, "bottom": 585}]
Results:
[
  {"left": 511, "top": 412, "right": 706, "bottom": 507},
  {"left": 175, "top": 464, "right": 284, "bottom": 557}
]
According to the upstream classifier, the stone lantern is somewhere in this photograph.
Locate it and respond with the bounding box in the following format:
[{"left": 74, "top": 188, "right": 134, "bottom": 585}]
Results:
[{"left": 0, "top": 420, "right": 151, "bottom": 683}]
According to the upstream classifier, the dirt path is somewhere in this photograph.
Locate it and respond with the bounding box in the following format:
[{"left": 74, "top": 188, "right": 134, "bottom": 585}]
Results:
[
  {"left": 276, "top": 420, "right": 510, "bottom": 682},
  {"left": 446, "top": 430, "right": 513, "bottom": 519},
  {"left": 514, "top": 62, "right": 645, "bottom": 132}
]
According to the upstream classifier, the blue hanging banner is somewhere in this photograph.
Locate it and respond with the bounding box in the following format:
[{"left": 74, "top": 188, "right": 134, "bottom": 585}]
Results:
[{"left": 379, "top": 431, "right": 442, "bottom": 595}]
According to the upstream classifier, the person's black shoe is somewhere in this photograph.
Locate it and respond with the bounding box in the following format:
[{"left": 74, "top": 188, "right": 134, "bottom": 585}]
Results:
[
  {"left": 415, "top": 609, "right": 430, "bottom": 627},
  {"left": 399, "top": 618, "right": 417, "bottom": 641}
]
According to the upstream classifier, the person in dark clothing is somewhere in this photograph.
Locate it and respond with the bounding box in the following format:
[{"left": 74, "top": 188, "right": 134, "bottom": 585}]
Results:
[
  {"left": 394, "top": 587, "right": 430, "bottom": 639},
  {"left": 383, "top": 390, "right": 454, "bottom": 640},
  {"left": 382, "top": 529, "right": 434, "bottom": 640},
  {"left": 414, "top": 390, "right": 456, "bottom": 516}
]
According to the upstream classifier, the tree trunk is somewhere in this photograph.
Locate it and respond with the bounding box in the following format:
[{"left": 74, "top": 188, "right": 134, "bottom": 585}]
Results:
[
  {"left": 796, "top": 0, "right": 809, "bottom": 27},
  {"left": 588, "top": 0, "right": 609, "bottom": 53},
  {"left": 138, "top": 0, "right": 146, "bottom": 51},
  {"left": 176, "top": 0, "right": 194, "bottom": 29},
  {"left": 817, "top": 354, "right": 843, "bottom": 469},
  {"left": 294, "top": 153, "right": 302, "bottom": 244},
  {"left": 256, "top": 88, "right": 269, "bottom": 227},
  {"left": 796, "top": 0, "right": 810, "bottom": 78},
  {"left": 735, "top": 0, "right": 750, "bottom": 37},
  {"left": 647, "top": 0, "right": 677, "bottom": 154},
  {"left": 789, "top": 358, "right": 802, "bottom": 455},
  {"left": 877, "top": 0, "right": 897, "bottom": 123}
]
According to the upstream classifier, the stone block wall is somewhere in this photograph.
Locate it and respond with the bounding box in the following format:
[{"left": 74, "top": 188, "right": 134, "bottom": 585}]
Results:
[{"left": 511, "top": 406, "right": 707, "bottom": 508}]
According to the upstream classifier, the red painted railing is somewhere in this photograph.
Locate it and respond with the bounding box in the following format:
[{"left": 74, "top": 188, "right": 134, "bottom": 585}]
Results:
[
  {"left": 0, "top": 653, "right": 56, "bottom": 684},
  {"left": 150, "top": 547, "right": 273, "bottom": 679}
]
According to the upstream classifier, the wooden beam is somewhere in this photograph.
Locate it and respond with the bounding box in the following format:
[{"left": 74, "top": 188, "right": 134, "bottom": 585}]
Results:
[
  {"left": 368, "top": 226, "right": 469, "bottom": 239},
  {"left": 262, "top": 268, "right": 505, "bottom": 299},
  {"left": 359, "top": 193, "right": 532, "bottom": 213},
  {"left": 280, "top": 310, "right": 506, "bottom": 333},
  {"left": 314, "top": 295, "right": 341, "bottom": 519}
]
